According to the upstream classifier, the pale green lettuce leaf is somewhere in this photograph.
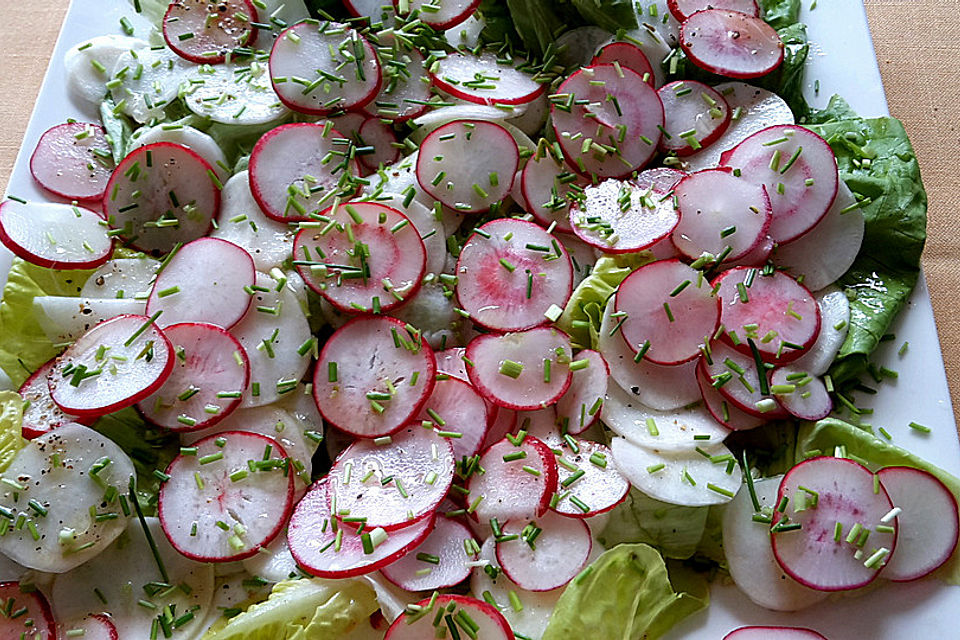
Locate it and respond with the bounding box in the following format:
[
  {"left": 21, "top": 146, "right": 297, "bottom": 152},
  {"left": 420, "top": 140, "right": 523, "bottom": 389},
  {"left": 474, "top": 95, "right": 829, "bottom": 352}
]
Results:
[
  {"left": 598, "top": 489, "right": 709, "bottom": 560},
  {"left": 0, "top": 391, "right": 27, "bottom": 472}
]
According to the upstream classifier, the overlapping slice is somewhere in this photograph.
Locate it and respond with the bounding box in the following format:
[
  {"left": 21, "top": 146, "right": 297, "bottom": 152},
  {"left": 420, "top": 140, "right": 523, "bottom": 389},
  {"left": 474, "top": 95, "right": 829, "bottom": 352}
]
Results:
[
  {"left": 496, "top": 511, "right": 592, "bottom": 591},
  {"left": 163, "top": 0, "right": 258, "bottom": 64},
  {"left": 380, "top": 516, "right": 477, "bottom": 591},
  {"left": 385, "top": 594, "right": 512, "bottom": 640},
  {"left": 555, "top": 349, "right": 608, "bottom": 435},
  {"left": 18, "top": 358, "right": 87, "bottom": 439},
  {"left": 415, "top": 375, "right": 489, "bottom": 459},
  {"left": 467, "top": 436, "right": 558, "bottom": 523},
  {"left": 657, "top": 80, "right": 731, "bottom": 155},
  {"left": 0, "top": 201, "right": 112, "bottom": 270},
  {"left": 430, "top": 51, "right": 544, "bottom": 106},
  {"left": 569, "top": 178, "right": 680, "bottom": 253},
  {"left": 30, "top": 122, "right": 113, "bottom": 201},
  {"left": 551, "top": 438, "right": 630, "bottom": 518},
  {"left": 680, "top": 9, "right": 784, "bottom": 78},
  {"left": 0, "top": 582, "right": 55, "bottom": 639}
]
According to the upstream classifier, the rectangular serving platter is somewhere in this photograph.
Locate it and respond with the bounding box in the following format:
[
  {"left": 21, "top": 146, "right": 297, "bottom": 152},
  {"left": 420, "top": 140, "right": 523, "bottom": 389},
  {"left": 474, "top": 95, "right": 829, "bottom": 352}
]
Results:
[{"left": 0, "top": 1, "right": 957, "bottom": 638}]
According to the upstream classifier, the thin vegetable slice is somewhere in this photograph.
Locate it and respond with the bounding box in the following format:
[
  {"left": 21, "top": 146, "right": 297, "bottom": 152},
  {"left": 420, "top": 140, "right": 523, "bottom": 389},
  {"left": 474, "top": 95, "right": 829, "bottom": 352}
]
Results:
[
  {"left": 657, "top": 80, "right": 731, "bottom": 155},
  {"left": 679, "top": 9, "right": 784, "bottom": 79},
  {"left": 380, "top": 516, "right": 477, "bottom": 591},
  {"left": 414, "top": 375, "right": 490, "bottom": 459},
  {"left": 18, "top": 358, "right": 88, "bottom": 439},
  {"left": 496, "top": 511, "right": 592, "bottom": 591},
  {"left": 0, "top": 582, "right": 55, "bottom": 639},
  {"left": 30, "top": 122, "right": 113, "bottom": 201},
  {"left": 569, "top": 178, "right": 680, "bottom": 253},
  {"left": 467, "top": 436, "right": 559, "bottom": 524},
  {"left": 385, "top": 594, "right": 512, "bottom": 640},
  {"left": 0, "top": 201, "right": 112, "bottom": 270},
  {"left": 430, "top": 51, "right": 545, "bottom": 106},
  {"left": 163, "top": 0, "right": 258, "bottom": 64},
  {"left": 555, "top": 349, "right": 608, "bottom": 435},
  {"left": 551, "top": 439, "right": 630, "bottom": 518}
]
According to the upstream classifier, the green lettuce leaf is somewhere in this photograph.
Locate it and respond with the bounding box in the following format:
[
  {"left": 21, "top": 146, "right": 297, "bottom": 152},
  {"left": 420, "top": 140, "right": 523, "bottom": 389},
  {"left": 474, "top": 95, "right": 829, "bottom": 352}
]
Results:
[
  {"left": 758, "top": 0, "right": 801, "bottom": 29},
  {"left": 100, "top": 98, "right": 134, "bottom": 165},
  {"left": 0, "top": 391, "right": 27, "bottom": 473},
  {"left": 543, "top": 543, "right": 708, "bottom": 640},
  {"left": 598, "top": 489, "right": 709, "bottom": 560},
  {"left": 569, "top": 0, "right": 638, "bottom": 36},
  {"left": 502, "top": 0, "right": 568, "bottom": 58}
]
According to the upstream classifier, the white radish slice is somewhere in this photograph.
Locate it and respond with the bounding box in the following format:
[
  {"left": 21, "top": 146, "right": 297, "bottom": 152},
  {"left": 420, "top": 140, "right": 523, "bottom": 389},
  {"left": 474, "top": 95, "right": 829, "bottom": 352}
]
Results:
[
  {"left": 109, "top": 46, "right": 191, "bottom": 123},
  {"left": 431, "top": 52, "right": 544, "bottom": 106},
  {"left": 562, "top": 234, "right": 600, "bottom": 289},
  {"left": 773, "top": 182, "right": 865, "bottom": 291},
  {"left": 466, "top": 328, "right": 573, "bottom": 410},
  {"left": 724, "top": 628, "right": 827, "bottom": 640},
  {"left": 467, "top": 436, "right": 558, "bottom": 523},
  {"left": 592, "top": 41, "right": 655, "bottom": 86},
  {"left": 49, "top": 314, "right": 173, "bottom": 417},
  {"left": 456, "top": 218, "right": 573, "bottom": 332},
  {"left": 554, "top": 26, "right": 614, "bottom": 68},
  {"left": 163, "top": 0, "right": 258, "bottom": 64},
  {"left": 671, "top": 168, "right": 771, "bottom": 261},
  {"left": 615, "top": 259, "right": 719, "bottom": 365},
  {"left": 416, "top": 120, "right": 518, "bottom": 213},
  {"left": 80, "top": 257, "right": 159, "bottom": 300},
  {"left": 552, "top": 439, "right": 630, "bottom": 518},
  {"left": 357, "top": 118, "right": 401, "bottom": 172},
  {"left": 415, "top": 376, "right": 489, "bottom": 459},
  {"left": 411, "top": 104, "right": 514, "bottom": 133},
  {"left": 183, "top": 60, "right": 290, "bottom": 126},
  {"left": 598, "top": 297, "right": 702, "bottom": 411},
  {"left": 0, "top": 423, "right": 135, "bottom": 572},
  {"left": 551, "top": 64, "right": 663, "bottom": 179},
  {"left": 790, "top": 286, "right": 850, "bottom": 377},
  {"left": 137, "top": 323, "right": 250, "bottom": 431},
  {"left": 715, "top": 267, "right": 821, "bottom": 364},
  {"left": 399, "top": 0, "right": 480, "bottom": 30},
  {"left": 507, "top": 91, "right": 549, "bottom": 137},
  {"left": 241, "top": 532, "right": 299, "bottom": 583},
  {"left": 345, "top": 0, "right": 395, "bottom": 21},
  {"left": 287, "top": 478, "right": 435, "bottom": 578},
  {"left": 695, "top": 364, "right": 765, "bottom": 431},
  {"left": 668, "top": 0, "right": 758, "bottom": 21},
  {"left": 328, "top": 425, "right": 455, "bottom": 530},
  {"left": 385, "top": 594, "right": 512, "bottom": 640},
  {"left": 496, "top": 511, "right": 591, "bottom": 591},
  {"left": 294, "top": 201, "right": 425, "bottom": 313},
  {"left": 634, "top": 166, "right": 687, "bottom": 192},
  {"left": 602, "top": 382, "right": 730, "bottom": 450},
  {"left": 876, "top": 466, "right": 959, "bottom": 582},
  {"left": 313, "top": 316, "right": 437, "bottom": 438},
  {"left": 555, "top": 349, "right": 608, "bottom": 435},
  {"left": 19, "top": 358, "right": 87, "bottom": 439},
  {"left": 569, "top": 178, "right": 680, "bottom": 253},
  {"left": 483, "top": 406, "right": 518, "bottom": 450},
  {"left": 0, "top": 201, "right": 111, "bottom": 270},
  {"left": 657, "top": 80, "right": 731, "bottom": 155},
  {"left": 700, "top": 341, "right": 783, "bottom": 419},
  {"left": 159, "top": 431, "right": 293, "bottom": 561},
  {"left": 679, "top": 9, "right": 784, "bottom": 79},
  {"left": 610, "top": 436, "right": 742, "bottom": 506},
  {"left": 381, "top": 517, "right": 477, "bottom": 591},
  {"left": 128, "top": 124, "right": 230, "bottom": 184},
  {"left": 619, "top": 26, "right": 673, "bottom": 87},
  {"left": 211, "top": 171, "right": 295, "bottom": 272},
  {"left": 147, "top": 237, "right": 255, "bottom": 329},
  {"left": 0, "top": 582, "right": 55, "bottom": 638},
  {"left": 59, "top": 614, "right": 118, "bottom": 640},
  {"left": 770, "top": 367, "right": 832, "bottom": 420},
  {"left": 721, "top": 125, "right": 839, "bottom": 244},
  {"left": 366, "top": 45, "right": 431, "bottom": 122},
  {"left": 435, "top": 347, "right": 468, "bottom": 380},
  {"left": 64, "top": 35, "right": 150, "bottom": 105},
  {"left": 773, "top": 457, "right": 898, "bottom": 591},
  {"left": 389, "top": 279, "right": 463, "bottom": 351},
  {"left": 444, "top": 11, "right": 485, "bottom": 48},
  {"left": 269, "top": 22, "right": 381, "bottom": 115},
  {"left": 722, "top": 233, "right": 774, "bottom": 269},
  {"left": 104, "top": 142, "right": 220, "bottom": 255},
  {"left": 30, "top": 122, "right": 113, "bottom": 201},
  {"left": 33, "top": 296, "right": 146, "bottom": 344},
  {"left": 520, "top": 148, "right": 586, "bottom": 234}
]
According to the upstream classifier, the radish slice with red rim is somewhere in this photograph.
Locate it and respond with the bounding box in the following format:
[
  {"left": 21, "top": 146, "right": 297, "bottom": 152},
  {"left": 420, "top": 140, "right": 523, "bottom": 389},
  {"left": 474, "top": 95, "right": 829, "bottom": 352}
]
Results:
[
  {"left": 103, "top": 142, "right": 220, "bottom": 255},
  {"left": 570, "top": 178, "right": 680, "bottom": 253},
  {"left": 380, "top": 517, "right": 477, "bottom": 591},
  {"left": 415, "top": 376, "right": 490, "bottom": 459},
  {"left": 357, "top": 117, "right": 401, "bottom": 171},
  {"left": 720, "top": 233, "right": 774, "bottom": 269},
  {"left": 680, "top": 9, "right": 784, "bottom": 79},
  {"left": 724, "top": 627, "right": 827, "bottom": 640},
  {"left": 615, "top": 259, "right": 719, "bottom": 365},
  {"left": 435, "top": 347, "right": 468, "bottom": 380},
  {"left": 385, "top": 594, "right": 512, "bottom": 640},
  {"left": 520, "top": 147, "right": 586, "bottom": 234},
  {"left": 770, "top": 367, "right": 832, "bottom": 420},
  {"left": 496, "top": 511, "right": 592, "bottom": 591},
  {"left": 657, "top": 80, "right": 731, "bottom": 155},
  {"left": 313, "top": 316, "right": 437, "bottom": 438},
  {"left": 365, "top": 44, "right": 432, "bottom": 122},
  {"left": 159, "top": 431, "right": 294, "bottom": 561},
  {"left": 327, "top": 424, "right": 455, "bottom": 530},
  {"left": 555, "top": 349, "right": 608, "bottom": 435},
  {"left": 269, "top": 21, "right": 381, "bottom": 115},
  {"left": 396, "top": 0, "right": 480, "bottom": 29},
  {"left": 592, "top": 41, "right": 655, "bottom": 86},
  {"left": 49, "top": 314, "right": 174, "bottom": 417},
  {"left": 18, "top": 358, "right": 87, "bottom": 439},
  {"left": 721, "top": 125, "right": 839, "bottom": 244},
  {"left": 456, "top": 218, "right": 573, "bottom": 332},
  {"left": 634, "top": 166, "right": 687, "bottom": 193},
  {"left": 551, "top": 439, "right": 630, "bottom": 518},
  {"left": 466, "top": 328, "right": 573, "bottom": 410},
  {"left": 700, "top": 341, "right": 784, "bottom": 419},
  {"left": 0, "top": 582, "right": 55, "bottom": 639},
  {"left": 416, "top": 119, "right": 519, "bottom": 213},
  {"left": 483, "top": 406, "right": 518, "bottom": 450},
  {"left": 430, "top": 51, "right": 545, "bottom": 106},
  {"left": 467, "top": 436, "right": 558, "bottom": 524},
  {"left": 876, "top": 466, "right": 959, "bottom": 582},
  {"left": 695, "top": 363, "right": 765, "bottom": 431},
  {"left": 60, "top": 614, "right": 119, "bottom": 640},
  {"left": 288, "top": 477, "right": 435, "bottom": 579},
  {"left": 137, "top": 322, "right": 250, "bottom": 431},
  {"left": 163, "top": 0, "right": 258, "bottom": 64},
  {"left": 0, "top": 201, "right": 112, "bottom": 270},
  {"left": 668, "top": 0, "right": 759, "bottom": 21},
  {"left": 30, "top": 122, "right": 113, "bottom": 201},
  {"left": 294, "top": 201, "right": 425, "bottom": 314},
  {"left": 772, "top": 456, "right": 898, "bottom": 591}
]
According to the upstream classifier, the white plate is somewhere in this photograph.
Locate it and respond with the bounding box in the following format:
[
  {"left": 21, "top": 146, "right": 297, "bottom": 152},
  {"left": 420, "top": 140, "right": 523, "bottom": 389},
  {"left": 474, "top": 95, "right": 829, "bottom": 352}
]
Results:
[{"left": 1, "top": 1, "right": 957, "bottom": 638}]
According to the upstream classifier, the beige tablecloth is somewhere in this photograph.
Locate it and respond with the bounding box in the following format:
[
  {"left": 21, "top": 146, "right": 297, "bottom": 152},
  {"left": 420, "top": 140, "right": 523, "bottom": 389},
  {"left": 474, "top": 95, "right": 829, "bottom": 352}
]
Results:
[{"left": 1, "top": 1, "right": 957, "bottom": 426}]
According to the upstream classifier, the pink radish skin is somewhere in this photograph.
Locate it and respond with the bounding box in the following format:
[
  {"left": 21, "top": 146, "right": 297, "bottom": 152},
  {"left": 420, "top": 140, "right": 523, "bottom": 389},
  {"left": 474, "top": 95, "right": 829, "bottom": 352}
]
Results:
[
  {"left": 357, "top": 117, "right": 401, "bottom": 171},
  {"left": 327, "top": 424, "right": 455, "bottom": 530},
  {"left": 60, "top": 614, "right": 119, "bottom": 640},
  {"left": 415, "top": 376, "right": 490, "bottom": 459},
  {"left": 49, "top": 314, "right": 175, "bottom": 417},
  {"left": 721, "top": 234, "right": 774, "bottom": 270},
  {"left": 555, "top": 349, "right": 608, "bottom": 435},
  {"left": 0, "top": 582, "right": 55, "bottom": 639},
  {"left": 0, "top": 201, "right": 112, "bottom": 270},
  {"left": 466, "top": 328, "right": 573, "bottom": 410},
  {"left": 18, "top": 358, "right": 89, "bottom": 439},
  {"left": 430, "top": 52, "right": 545, "bottom": 106},
  {"left": 723, "top": 627, "right": 827, "bottom": 640},
  {"left": 569, "top": 178, "right": 681, "bottom": 253},
  {"left": 313, "top": 316, "right": 437, "bottom": 438},
  {"left": 876, "top": 466, "right": 959, "bottom": 582},
  {"left": 657, "top": 80, "right": 731, "bottom": 155},
  {"left": 137, "top": 323, "right": 250, "bottom": 431},
  {"left": 520, "top": 149, "right": 586, "bottom": 234},
  {"left": 770, "top": 367, "right": 832, "bottom": 420},
  {"left": 396, "top": 0, "right": 481, "bottom": 30},
  {"left": 483, "top": 406, "right": 518, "bottom": 450},
  {"left": 385, "top": 594, "right": 512, "bottom": 640},
  {"left": 699, "top": 341, "right": 786, "bottom": 419},
  {"left": 30, "top": 122, "right": 113, "bottom": 201},
  {"left": 288, "top": 477, "right": 435, "bottom": 579},
  {"left": 435, "top": 347, "right": 469, "bottom": 380},
  {"left": 772, "top": 457, "right": 897, "bottom": 592},
  {"left": 552, "top": 439, "right": 630, "bottom": 518},
  {"left": 456, "top": 218, "right": 573, "bottom": 332},
  {"left": 695, "top": 363, "right": 765, "bottom": 431},
  {"left": 163, "top": 0, "right": 258, "bottom": 64},
  {"left": 592, "top": 41, "right": 655, "bottom": 86},
  {"left": 380, "top": 517, "right": 477, "bottom": 591},
  {"left": 496, "top": 511, "right": 592, "bottom": 591},
  {"left": 615, "top": 259, "right": 720, "bottom": 365},
  {"left": 668, "top": 0, "right": 759, "bottom": 21},
  {"left": 467, "top": 437, "right": 559, "bottom": 524},
  {"left": 680, "top": 9, "right": 784, "bottom": 79}
]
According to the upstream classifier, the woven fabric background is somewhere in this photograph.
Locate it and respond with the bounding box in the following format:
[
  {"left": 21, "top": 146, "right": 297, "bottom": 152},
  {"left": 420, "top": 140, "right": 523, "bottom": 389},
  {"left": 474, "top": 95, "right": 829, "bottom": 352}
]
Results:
[{"left": 0, "top": 1, "right": 957, "bottom": 426}]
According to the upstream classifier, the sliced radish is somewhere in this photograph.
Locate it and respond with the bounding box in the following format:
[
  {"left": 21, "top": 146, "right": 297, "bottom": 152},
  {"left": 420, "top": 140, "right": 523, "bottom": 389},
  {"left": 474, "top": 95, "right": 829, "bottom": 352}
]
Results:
[
  {"left": 182, "top": 60, "right": 289, "bottom": 126},
  {"left": 103, "top": 142, "right": 219, "bottom": 255},
  {"left": 555, "top": 349, "right": 608, "bottom": 435},
  {"left": 415, "top": 376, "right": 489, "bottom": 459},
  {"left": 431, "top": 51, "right": 544, "bottom": 106},
  {"left": 877, "top": 466, "right": 959, "bottom": 582},
  {"left": 465, "top": 328, "right": 573, "bottom": 410},
  {"left": 715, "top": 267, "right": 820, "bottom": 363},
  {"left": 64, "top": 35, "right": 150, "bottom": 106},
  {"left": 790, "top": 286, "right": 850, "bottom": 377},
  {"left": 551, "top": 64, "right": 663, "bottom": 179},
  {"left": 357, "top": 118, "right": 401, "bottom": 172},
  {"left": 345, "top": 0, "right": 395, "bottom": 21},
  {"left": 551, "top": 439, "right": 630, "bottom": 518},
  {"left": 724, "top": 627, "right": 827, "bottom": 640},
  {"left": 30, "top": 122, "right": 113, "bottom": 201},
  {"left": 668, "top": 0, "right": 758, "bottom": 21},
  {"left": 18, "top": 358, "right": 86, "bottom": 439},
  {"left": 770, "top": 367, "right": 832, "bottom": 420},
  {"left": 163, "top": 0, "right": 258, "bottom": 64},
  {"left": 0, "top": 200, "right": 111, "bottom": 270},
  {"left": 33, "top": 297, "right": 146, "bottom": 344},
  {"left": 372, "top": 192, "right": 446, "bottom": 276},
  {"left": 49, "top": 314, "right": 174, "bottom": 417},
  {"left": 615, "top": 259, "right": 719, "bottom": 365},
  {"left": 159, "top": 431, "right": 294, "bottom": 561},
  {"left": 634, "top": 166, "right": 687, "bottom": 193},
  {"left": 569, "top": 178, "right": 680, "bottom": 253},
  {"left": 366, "top": 44, "right": 431, "bottom": 122},
  {"left": 211, "top": 171, "right": 295, "bottom": 272},
  {"left": 380, "top": 517, "right": 476, "bottom": 591},
  {"left": 288, "top": 478, "right": 435, "bottom": 578},
  {"left": 722, "top": 233, "right": 774, "bottom": 269},
  {"left": 680, "top": 9, "right": 784, "bottom": 79},
  {"left": 60, "top": 614, "right": 119, "bottom": 640},
  {"left": 0, "top": 582, "right": 55, "bottom": 639},
  {"left": 671, "top": 168, "right": 771, "bottom": 261},
  {"left": 700, "top": 341, "right": 782, "bottom": 419},
  {"left": 657, "top": 80, "right": 731, "bottom": 155},
  {"left": 496, "top": 511, "right": 591, "bottom": 591},
  {"left": 385, "top": 594, "right": 512, "bottom": 640},
  {"left": 695, "top": 364, "right": 765, "bottom": 431},
  {"left": 520, "top": 148, "right": 586, "bottom": 234},
  {"left": 467, "top": 436, "right": 558, "bottom": 523},
  {"left": 592, "top": 41, "right": 655, "bottom": 86},
  {"left": 129, "top": 124, "right": 229, "bottom": 184},
  {"left": 721, "top": 125, "right": 839, "bottom": 244},
  {"left": 456, "top": 218, "right": 572, "bottom": 332},
  {"left": 435, "top": 347, "right": 468, "bottom": 380},
  {"left": 269, "top": 21, "right": 381, "bottom": 114},
  {"left": 81, "top": 257, "right": 159, "bottom": 299},
  {"left": 396, "top": 0, "right": 480, "bottom": 30},
  {"left": 313, "top": 316, "right": 437, "bottom": 438},
  {"left": 771, "top": 457, "right": 897, "bottom": 591},
  {"left": 241, "top": 532, "right": 299, "bottom": 583},
  {"left": 482, "top": 406, "right": 518, "bottom": 450},
  {"left": 108, "top": 46, "right": 192, "bottom": 124},
  {"left": 249, "top": 122, "right": 360, "bottom": 223},
  {"left": 294, "top": 201, "right": 425, "bottom": 313}
]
